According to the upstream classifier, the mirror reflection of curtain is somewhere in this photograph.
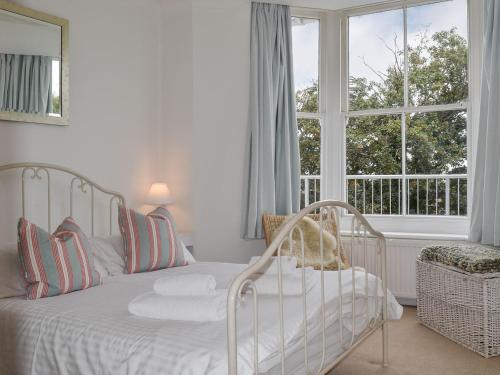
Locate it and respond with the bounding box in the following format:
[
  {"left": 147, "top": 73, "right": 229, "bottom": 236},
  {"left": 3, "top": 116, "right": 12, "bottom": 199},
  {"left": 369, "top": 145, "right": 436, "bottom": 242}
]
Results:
[{"left": 0, "top": 54, "right": 53, "bottom": 114}]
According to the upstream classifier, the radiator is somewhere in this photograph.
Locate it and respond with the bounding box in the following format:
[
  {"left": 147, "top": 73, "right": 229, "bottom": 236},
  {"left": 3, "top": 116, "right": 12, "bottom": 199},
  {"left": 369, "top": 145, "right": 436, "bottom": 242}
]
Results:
[{"left": 344, "top": 237, "right": 455, "bottom": 303}]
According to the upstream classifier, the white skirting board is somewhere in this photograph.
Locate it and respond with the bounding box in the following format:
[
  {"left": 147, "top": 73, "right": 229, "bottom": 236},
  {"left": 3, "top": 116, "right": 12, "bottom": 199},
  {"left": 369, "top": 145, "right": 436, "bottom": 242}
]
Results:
[{"left": 343, "top": 237, "right": 459, "bottom": 304}]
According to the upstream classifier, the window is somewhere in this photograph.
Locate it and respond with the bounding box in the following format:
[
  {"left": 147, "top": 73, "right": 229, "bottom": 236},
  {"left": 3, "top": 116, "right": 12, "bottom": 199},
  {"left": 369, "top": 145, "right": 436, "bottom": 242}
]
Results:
[
  {"left": 345, "top": 0, "right": 468, "bottom": 217},
  {"left": 292, "top": 16, "right": 321, "bottom": 208},
  {"left": 50, "top": 58, "right": 61, "bottom": 116}
]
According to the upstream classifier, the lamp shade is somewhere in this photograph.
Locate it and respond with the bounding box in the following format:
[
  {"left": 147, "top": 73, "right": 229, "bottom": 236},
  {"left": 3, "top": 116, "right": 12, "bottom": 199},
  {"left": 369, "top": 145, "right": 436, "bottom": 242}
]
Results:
[{"left": 147, "top": 182, "right": 172, "bottom": 205}]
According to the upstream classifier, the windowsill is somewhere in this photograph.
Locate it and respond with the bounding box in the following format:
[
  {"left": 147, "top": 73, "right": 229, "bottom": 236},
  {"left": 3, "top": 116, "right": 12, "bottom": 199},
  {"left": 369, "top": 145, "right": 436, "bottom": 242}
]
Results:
[
  {"left": 381, "top": 232, "right": 468, "bottom": 241},
  {"left": 341, "top": 230, "right": 468, "bottom": 241},
  {"left": 340, "top": 214, "right": 470, "bottom": 240},
  {"left": 353, "top": 214, "right": 469, "bottom": 220}
]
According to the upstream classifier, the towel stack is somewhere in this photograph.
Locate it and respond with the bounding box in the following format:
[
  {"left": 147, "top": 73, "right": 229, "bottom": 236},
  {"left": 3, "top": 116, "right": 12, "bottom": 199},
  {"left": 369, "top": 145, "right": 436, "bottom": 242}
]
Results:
[
  {"left": 128, "top": 274, "right": 227, "bottom": 322},
  {"left": 249, "top": 256, "right": 317, "bottom": 296}
]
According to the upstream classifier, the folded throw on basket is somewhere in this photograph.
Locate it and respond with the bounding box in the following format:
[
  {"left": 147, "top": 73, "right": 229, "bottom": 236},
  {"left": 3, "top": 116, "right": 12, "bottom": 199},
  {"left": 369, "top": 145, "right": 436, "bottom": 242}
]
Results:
[
  {"left": 249, "top": 256, "right": 298, "bottom": 275},
  {"left": 153, "top": 274, "right": 216, "bottom": 296},
  {"left": 128, "top": 289, "right": 227, "bottom": 321}
]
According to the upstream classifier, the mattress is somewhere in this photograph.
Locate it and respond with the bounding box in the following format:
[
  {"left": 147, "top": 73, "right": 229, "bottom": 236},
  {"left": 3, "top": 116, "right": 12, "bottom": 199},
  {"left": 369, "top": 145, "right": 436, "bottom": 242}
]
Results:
[{"left": 0, "top": 262, "right": 402, "bottom": 375}]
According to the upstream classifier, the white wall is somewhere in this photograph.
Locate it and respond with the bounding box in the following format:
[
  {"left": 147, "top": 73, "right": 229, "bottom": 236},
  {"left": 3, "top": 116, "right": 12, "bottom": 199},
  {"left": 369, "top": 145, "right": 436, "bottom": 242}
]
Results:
[
  {"left": 160, "top": 0, "right": 194, "bottom": 235},
  {"left": 191, "top": 0, "right": 266, "bottom": 262},
  {"left": 0, "top": 0, "right": 163, "bottom": 240}
]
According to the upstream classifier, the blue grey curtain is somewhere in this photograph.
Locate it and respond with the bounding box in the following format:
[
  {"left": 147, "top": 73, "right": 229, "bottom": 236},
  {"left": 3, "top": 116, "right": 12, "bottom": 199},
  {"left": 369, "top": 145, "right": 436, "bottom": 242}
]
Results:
[
  {"left": 0, "top": 54, "right": 53, "bottom": 114},
  {"left": 469, "top": 0, "right": 500, "bottom": 246},
  {"left": 241, "top": 2, "right": 300, "bottom": 239}
]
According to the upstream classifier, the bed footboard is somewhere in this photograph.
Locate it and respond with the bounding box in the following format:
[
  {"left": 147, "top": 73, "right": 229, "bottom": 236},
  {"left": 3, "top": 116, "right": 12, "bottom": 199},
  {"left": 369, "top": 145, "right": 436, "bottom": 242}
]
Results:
[{"left": 227, "top": 200, "right": 389, "bottom": 374}]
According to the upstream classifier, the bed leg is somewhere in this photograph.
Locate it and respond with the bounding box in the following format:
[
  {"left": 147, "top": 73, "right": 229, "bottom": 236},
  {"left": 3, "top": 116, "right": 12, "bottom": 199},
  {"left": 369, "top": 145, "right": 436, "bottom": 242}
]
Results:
[{"left": 382, "top": 322, "right": 389, "bottom": 367}]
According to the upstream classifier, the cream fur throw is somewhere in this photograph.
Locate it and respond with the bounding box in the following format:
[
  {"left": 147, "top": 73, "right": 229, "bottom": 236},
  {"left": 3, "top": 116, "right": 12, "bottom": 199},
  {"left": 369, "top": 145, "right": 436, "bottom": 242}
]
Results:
[{"left": 271, "top": 216, "right": 347, "bottom": 271}]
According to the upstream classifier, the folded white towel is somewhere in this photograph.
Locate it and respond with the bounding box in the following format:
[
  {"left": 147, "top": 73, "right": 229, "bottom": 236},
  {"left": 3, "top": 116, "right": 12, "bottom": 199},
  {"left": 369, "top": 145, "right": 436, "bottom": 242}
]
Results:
[
  {"left": 253, "top": 268, "right": 317, "bottom": 296},
  {"left": 153, "top": 274, "right": 216, "bottom": 296},
  {"left": 249, "top": 256, "right": 298, "bottom": 275},
  {"left": 128, "top": 289, "right": 227, "bottom": 321}
]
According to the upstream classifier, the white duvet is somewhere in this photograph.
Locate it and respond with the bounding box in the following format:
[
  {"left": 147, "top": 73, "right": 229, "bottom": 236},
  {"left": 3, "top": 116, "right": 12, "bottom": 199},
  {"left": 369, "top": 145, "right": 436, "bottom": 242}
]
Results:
[{"left": 0, "top": 262, "right": 402, "bottom": 375}]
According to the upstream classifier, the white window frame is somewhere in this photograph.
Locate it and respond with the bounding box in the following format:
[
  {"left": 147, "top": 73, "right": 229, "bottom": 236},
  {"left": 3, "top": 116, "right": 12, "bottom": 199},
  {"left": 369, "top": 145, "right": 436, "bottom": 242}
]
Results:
[
  {"left": 292, "top": 10, "right": 327, "bottom": 207},
  {"left": 292, "top": 0, "right": 483, "bottom": 239}
]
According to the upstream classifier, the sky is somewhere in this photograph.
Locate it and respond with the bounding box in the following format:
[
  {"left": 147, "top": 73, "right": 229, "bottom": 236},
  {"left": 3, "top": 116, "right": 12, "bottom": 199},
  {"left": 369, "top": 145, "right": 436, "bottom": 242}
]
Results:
[
  {"left": 292, "top": 0, "right": 468, "bottom": 91},
  {"left": 292, "top": 18, "right": 319, "bottom": 91}
]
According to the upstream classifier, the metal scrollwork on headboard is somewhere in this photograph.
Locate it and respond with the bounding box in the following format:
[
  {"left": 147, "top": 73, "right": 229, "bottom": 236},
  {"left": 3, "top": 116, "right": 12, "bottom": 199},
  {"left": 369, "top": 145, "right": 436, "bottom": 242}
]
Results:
[
  {"left": 21, "top": 166, "right": 51, "bottom": 231},
  {"left": 0, "top": 163, "right": 126, "bottom": 237},
  {"left": 70, "top": 177, "right": 95, "bottom": 236}
]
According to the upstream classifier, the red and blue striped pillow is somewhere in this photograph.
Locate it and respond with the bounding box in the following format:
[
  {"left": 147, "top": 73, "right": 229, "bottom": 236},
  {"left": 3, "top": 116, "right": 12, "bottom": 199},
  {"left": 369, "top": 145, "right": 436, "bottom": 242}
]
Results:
[
  {"left": 118, "top": 206, "right": 187, "bottom": 273},
  {"left": 17, "top": 217, "right": 101, "bottom": 300}
]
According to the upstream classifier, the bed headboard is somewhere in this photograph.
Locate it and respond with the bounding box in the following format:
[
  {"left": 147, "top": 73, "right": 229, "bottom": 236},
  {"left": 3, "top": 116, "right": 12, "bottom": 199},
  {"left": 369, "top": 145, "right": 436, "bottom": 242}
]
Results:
[{"left": 0, "top": 163, "right": 125, "bottom": 241}]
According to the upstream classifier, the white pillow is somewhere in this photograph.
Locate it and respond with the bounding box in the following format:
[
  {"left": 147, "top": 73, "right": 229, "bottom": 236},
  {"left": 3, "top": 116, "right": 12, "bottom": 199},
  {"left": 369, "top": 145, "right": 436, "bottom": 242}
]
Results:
[
  {"left": 89, "top": 235, "right": 126, "bottom": 276},
  {"left": 0, "top": 244, "right": 26, "bottom": 298},
  {"left": 89, "top": 235, "right": 195, "bottom": 277},
  {"left": 91, "top": 254, "right": 108, "bottom": 278}
]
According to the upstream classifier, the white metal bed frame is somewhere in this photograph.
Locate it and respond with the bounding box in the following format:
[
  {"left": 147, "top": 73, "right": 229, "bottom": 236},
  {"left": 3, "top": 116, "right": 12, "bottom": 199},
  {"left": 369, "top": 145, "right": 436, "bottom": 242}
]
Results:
[
  {"left": 0, "top": 162, "right": 125, "bottom": 237},
  {"left": 228, "top": 200, "right": 389, "bottom": 374},
  {"left": 0, "top": 163, "right": 389, "bottom": 374}
]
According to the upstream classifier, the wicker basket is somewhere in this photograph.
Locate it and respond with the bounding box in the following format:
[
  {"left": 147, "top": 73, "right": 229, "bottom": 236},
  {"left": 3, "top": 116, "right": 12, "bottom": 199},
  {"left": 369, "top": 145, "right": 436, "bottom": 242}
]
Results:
[{"left": 416, "top": 259, "right": 500, "bottom": 357}]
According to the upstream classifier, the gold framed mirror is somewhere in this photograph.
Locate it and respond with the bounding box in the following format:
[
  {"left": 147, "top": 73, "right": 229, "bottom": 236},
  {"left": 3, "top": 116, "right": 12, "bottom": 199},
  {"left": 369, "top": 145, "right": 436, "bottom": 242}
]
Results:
[{"left": 0, "top": 0, "right": 69, "bottom": 126}]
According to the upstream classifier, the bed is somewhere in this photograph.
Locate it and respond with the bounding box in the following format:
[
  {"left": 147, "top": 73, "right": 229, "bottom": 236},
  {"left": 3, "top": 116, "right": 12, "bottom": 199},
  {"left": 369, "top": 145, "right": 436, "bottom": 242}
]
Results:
[{"left": 0, "top": 163, "right": 402, "bottom": 375}]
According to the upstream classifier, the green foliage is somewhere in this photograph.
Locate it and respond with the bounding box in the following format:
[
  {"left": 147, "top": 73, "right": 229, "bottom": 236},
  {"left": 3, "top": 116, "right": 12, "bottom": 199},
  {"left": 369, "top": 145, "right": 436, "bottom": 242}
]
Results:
[
  {"left": 347, "top": 115, "right": 402, "bottom": 175},
  {"left": 52, "top": 95, "right": 60, "bottom": 114},
  {"left": 296, "top": 82, "right": 320, "bottom": 175},
  {"left": 298, "top": 118, "right": 321, "bottom": 175},
  {"left": 296, "top": 84, "right": 318, "bottom": 113},
  {"left": 408, "top": 30, "right": 468, "bottom": 106}
]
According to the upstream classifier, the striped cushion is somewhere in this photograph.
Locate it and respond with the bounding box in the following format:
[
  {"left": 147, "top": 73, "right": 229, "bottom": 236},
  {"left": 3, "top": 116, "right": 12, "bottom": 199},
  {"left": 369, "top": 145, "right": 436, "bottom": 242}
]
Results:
[
  {"left": 17, "top": 217, "right": 101, "bottom": 300},
  {"left": 118, "top": 206, "right": 187, "bottom": 273}
]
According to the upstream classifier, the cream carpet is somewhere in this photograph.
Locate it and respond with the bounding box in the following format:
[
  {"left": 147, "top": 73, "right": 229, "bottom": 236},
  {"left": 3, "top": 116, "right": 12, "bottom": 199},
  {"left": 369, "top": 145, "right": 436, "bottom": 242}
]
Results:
[{"left": 333, "top": 307, "right": 500, "bottom": 375}]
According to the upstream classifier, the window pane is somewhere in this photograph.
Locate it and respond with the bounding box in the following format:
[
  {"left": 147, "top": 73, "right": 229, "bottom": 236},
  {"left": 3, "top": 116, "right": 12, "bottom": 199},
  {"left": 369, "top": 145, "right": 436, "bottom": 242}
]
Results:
[
  {"left": 406, "top": 110, "right": 467, "bottom": 216},
  {"left": 406, "top": 110, "right": 467, "bottom": 175},
  {"left": 405, "top": 176, "right": 467, "bottom": 216},
  {"left": 349, "top": 9, "right": 404, "bottom": 110},
  {"left": 299, "top": 118, "right": 321, "bottom": 208},
  {"left": 298, "top": 118, "right": 320, "bottom": 175},
  {"left": 292, "top": 17, "right": 319, "bottom": 112},
  {"left": 300, "top": 175, "right": 321, "bottom": 209},
  {"left": 51, "top": 59, "right": 61, "bottom": 116},
  {"left": 407, "top": 0, "right": 468, "bottom": 106},
  {"left": 347, "top": 178, "right": 403, "bottom": 215},
  {"left": 346, "top": 114, "right": 402, "bottom": 175}
]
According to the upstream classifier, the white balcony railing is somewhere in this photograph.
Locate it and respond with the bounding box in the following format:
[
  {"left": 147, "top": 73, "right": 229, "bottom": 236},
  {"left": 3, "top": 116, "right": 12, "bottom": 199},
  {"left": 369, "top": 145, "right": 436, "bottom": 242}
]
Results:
[
  {"left": 300, "top": 175, "right": 321, "bottom": 207},
  {"left": 300, "top": 174, "right": 467, "bottom": 216}
]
